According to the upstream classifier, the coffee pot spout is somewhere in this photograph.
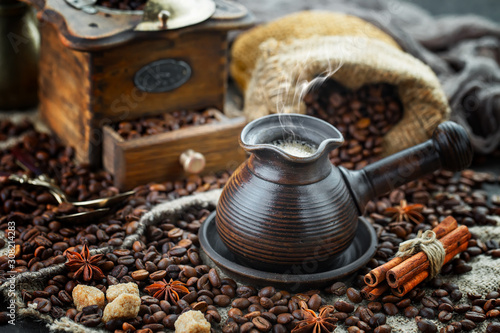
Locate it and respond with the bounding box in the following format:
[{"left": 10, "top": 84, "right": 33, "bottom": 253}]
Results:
[{"left": 340, "top": 121, "right": 473, "bottom": 214}]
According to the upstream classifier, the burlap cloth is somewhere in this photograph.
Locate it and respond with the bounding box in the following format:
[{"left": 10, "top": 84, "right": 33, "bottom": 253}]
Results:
[{"left": 1, "top": 187, "right": 499, "bottom": 332}]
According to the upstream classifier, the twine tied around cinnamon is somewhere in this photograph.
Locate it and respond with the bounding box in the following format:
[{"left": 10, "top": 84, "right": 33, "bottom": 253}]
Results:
[{"left": 396, "top": 230, "right": 446, "bottom": 279}]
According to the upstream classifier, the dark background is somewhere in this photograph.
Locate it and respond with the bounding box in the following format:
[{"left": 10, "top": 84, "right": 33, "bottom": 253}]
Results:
[{"left": 2, "top": 0, "right": 499, "bottom": 332}]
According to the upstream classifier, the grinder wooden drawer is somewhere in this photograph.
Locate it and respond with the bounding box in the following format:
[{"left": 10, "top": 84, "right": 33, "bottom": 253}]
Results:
[{"left": 103, "top": 114, "right": 247, "bottom": 190}]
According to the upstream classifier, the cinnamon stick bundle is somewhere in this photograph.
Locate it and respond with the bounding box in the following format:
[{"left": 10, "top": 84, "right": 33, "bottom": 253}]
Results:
[
  {"left": 364, "top": 217, "right": 457, "bottom": 287},
  {"left": 391, "top": 242, "right": 469, "bottom": 297},
  {"left": 386, "top": 225, "right": 471, "bottom": 288}
]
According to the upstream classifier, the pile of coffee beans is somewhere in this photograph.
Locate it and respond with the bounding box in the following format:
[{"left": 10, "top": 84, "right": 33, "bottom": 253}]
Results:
[
  {"left": 0, "top": 124, "right": 231, "bottom": 284},
  {"left": 96, "top": 0, "right": 147, "bottom": 11},
  {"left": 304, "top": 80, "right": 403, "bottom": 170},
  {"left": 19, "top": 206, "right": 227, "bottom": 332},
  {"left": 0, "top": 118, "right": 34, "bottom": 141},
  {"left": 8, "top": 163, "right": 499, "bottom": 332},
  {"left": 112, "top": 109, "right": 219, "bottom": 140}
]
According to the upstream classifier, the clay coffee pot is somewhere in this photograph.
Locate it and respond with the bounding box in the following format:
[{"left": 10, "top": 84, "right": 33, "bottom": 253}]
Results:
[{"left": 216, "top": 114, "right": 473, "bottom": 273}]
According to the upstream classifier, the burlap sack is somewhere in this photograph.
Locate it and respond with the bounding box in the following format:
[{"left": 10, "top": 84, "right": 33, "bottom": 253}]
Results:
[
  {"left": 243, "top": 35, "right": 450, "bottom": 155},
  {"left": 230, "top": 11, "right": 401, "bottom": 92}
]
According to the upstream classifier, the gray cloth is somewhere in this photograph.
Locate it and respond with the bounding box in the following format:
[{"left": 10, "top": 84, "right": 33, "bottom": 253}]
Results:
[{"left": 237, "top": 0, "right": 500, "bottom": 153}]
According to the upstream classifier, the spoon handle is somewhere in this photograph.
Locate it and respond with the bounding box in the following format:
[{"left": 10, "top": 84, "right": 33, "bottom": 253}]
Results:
[{"left": 343, "top": 121, "right": 473, "bottom": 213}]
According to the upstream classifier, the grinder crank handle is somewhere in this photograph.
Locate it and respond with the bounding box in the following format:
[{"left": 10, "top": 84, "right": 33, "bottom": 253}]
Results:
[{"left": 341, "top": 121, "right": 473, "bottom": 214}]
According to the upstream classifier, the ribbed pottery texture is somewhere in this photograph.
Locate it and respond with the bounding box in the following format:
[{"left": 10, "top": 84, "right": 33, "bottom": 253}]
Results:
[{"left": 216, "top": 162, "right": 359, "bottom": 271}]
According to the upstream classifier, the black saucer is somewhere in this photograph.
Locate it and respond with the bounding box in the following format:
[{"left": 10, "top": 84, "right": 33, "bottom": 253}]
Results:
[{"left": 199, "top": 212, "right": 378, "bottom": 290}]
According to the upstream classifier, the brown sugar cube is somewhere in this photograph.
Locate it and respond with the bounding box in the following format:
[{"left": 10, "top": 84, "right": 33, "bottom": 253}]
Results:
[
  {"left": 72, "top": 285, "right": 105, "bottom": 311},
  {"left": 106, "top": 282, "right": 139, "bottom": 302},
  {"left": 174, "top": 310, "right": 211, "bottom": 333},
  {"left": 102, "top": 293, "right": 141, "bottom": 323}
]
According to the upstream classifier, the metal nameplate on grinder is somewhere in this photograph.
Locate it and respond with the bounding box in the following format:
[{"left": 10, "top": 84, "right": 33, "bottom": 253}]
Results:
[{"left": 134, "top": 59, "right": 192, "bottom": 93}]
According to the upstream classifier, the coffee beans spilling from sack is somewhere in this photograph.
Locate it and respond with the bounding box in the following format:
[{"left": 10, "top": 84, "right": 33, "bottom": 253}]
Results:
[
  {"left": 304, "top": 79, "right": 403, "bottom": 170},
  {"left": 242, "top": 33, "right": 450, "bottom": 156}
]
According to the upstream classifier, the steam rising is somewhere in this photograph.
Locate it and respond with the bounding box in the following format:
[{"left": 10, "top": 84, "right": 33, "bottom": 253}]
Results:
[{"left": 273, "top": 43, "right": 345, "bottom": 141}]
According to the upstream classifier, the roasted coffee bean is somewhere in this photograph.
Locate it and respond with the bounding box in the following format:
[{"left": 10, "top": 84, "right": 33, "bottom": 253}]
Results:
[
  {"left": 33, "top": 298, "right": 51, "bottom": 313},
  {"left": 358, "top": 320, "right": 372, "bottom": 331},
  {"left": 438, "top": 303, "right": 454, "bottom": 313},
  {"left": 253, "top": 316, "right": 272, "bottom": 331},
  {"left": 80, "top": 313, "right": 101, "bottom": 327},
  {"left": 420, "top": 296, "right": 439, "bottom": 309},
  {"left": 368, "top": 301, "right": 383, "bottom": 313},
  {"left": 438, "top": 311, "right": 452, "bottom": 323},
  {"left": 454, "top": 304, "right": 471, "bottom": 313},
  {"left": 308, "top": 294, "right": 322, "bottom": 311},
  {"left": 221, "top": 285, "right": 236, "bottom": 298},
  {"left": 332, "top": 312, "right": 348, "bottom": 321},
  {"left": 449, "top": 321, "right": 462, "bottom": 332},
  {"left": 420, "top": 307, "right": 436, "bottom": 320},
  {"left": 359, "top": 307, "right": 374, "bottom": 322},
  {"left": 459, "top": 319, "right": 476, "bottom": 331},
  {"left": 471, "top": 305, "right": 484, "bottom": 314},
  {"left": 374, "top": 324, "right": 392, "bottom": 333},
  {"left": 395, "top": 298, "right": 411, "bottom": 309},
  {"left": 228, "top": 308, "right": 247, "bottom": 324},
  {"left": 369, "top": 312, "right": 386, "bottom": 327},
  {"left": 222, "top": 321, "right": 239, "bottom": 333},
  {"left": 486, "top": 322, "right": 500, "bottom": 333},
  {"left": 464, "top": 311, "right": 485, "bottom": 322},
  {"left": 261, "top": 311, "right": 276, "bottom": 324},
  {"left": 335, "top": 300, "right": 355, "bottom": 313},
  {"left": 347, "top": 327, "right": 362, "bottom": 333},
  {"left": 142, "top": 323, "right": 164, "bottom": 331},
  {"left": 248, "top": 304, "right": 265, "bottom": 313},
  {"left": 347, "top": 288, "right": 363, "bottom": 303},
  {"left": 345, "top": 316, "right": 360, "bottom": 326},
  {"left": 240, "top": 321, "right": 255, "bottom": 333},
  {"left": 449, "top": 290, "right": 462, "bottom": 302},
  {"left": 326, "top": 282, "right": 347, "bottom": 296},
  {"left": 417, "top": 319, "right": 438, "bottom": 333},
  {"left": 471, "top": 298, "right": 487, "bottom": 307},
  {"left": 131, "top": 269, "right": 149, "bottom": 280},
  {"left": 277, "top": 313, "right": 294, "bottom": 325},
  {"left": 270, "top": 306, "right": 288, "bottom": 315},
  {"left": 487, "top": 309, "right": 500, "bottom": 318},
  {"left": 404, "top": 306, "right": 419, "bottom": 318},
  {"left": 432, "top": 289, "right": 449, "bottom": 298},
  {"left": 237, "top": 286, "right": 257, "bottom": 298},
  {"left": 381, "top": 295, "right": 401, "bottom": 303},
  {"left": 483, "top": 299, "right": 495, "bottom": 311},
  {"left": 213, "top": 294, "right": 231, "bottom": 307},
  {"left": 259, "top": 286, "right": 276, "bottom": 298},
  {"left": 383, "top": 303, "right": 398, "bottom": 316}
]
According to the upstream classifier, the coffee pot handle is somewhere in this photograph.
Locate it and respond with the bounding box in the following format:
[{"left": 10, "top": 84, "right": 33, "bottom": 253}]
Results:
[{"left": 341, "top": 121, "right": 473, "bottom": 213}]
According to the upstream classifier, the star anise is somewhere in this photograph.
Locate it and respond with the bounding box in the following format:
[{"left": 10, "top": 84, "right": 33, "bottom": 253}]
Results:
[
  {"left": 65, "top": 243, "right": 105, "bottom": 282},
  {"left": 384, "top": 199, "right": 424, "bottom": 224},
  {"left": 144, "top": 278, "right": 189, "bottom": 305},
  {"left": 292, "top": 304, "right": 338, "bottom": 333}
]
